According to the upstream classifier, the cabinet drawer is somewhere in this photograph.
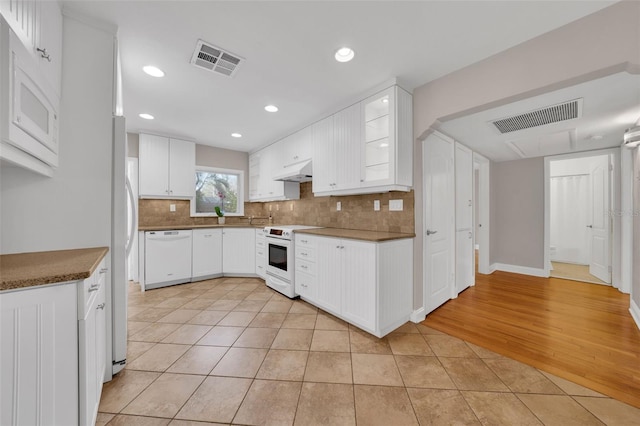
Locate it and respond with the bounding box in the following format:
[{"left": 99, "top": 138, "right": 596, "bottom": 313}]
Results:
[
  {"left": 295, "top": 270, "right": 316, "bottom": 300},
  {"left": 78, "top": 259, "right": 107, "bottom": 319},
  {"left": 295, "top": 246, "right": 315, "bottom": 262},
  {"left": 296, "top": 258, "right": 316, "bottom": 275},
  {"left": 295, "top": 235, "right": 316, "bottom": 248}
]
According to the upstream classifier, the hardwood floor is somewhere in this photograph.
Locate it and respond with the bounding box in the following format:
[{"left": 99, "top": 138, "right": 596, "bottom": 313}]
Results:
[{"left": 423, "top": 269, "right": 640, "bottom": 409}]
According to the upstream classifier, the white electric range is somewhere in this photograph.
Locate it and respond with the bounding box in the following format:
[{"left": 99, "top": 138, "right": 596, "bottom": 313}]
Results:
[{"left": 262, "top": 225, "right": 320, "bottom": 298}]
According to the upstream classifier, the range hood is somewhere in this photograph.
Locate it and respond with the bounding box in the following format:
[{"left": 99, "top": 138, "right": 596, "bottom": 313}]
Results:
[{"left": 273, "top": 159, "right": 312, "bottom": 182}]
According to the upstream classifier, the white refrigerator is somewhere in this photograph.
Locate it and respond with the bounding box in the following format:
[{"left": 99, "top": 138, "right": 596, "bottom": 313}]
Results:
[{"left": 109, "top": 115, "right": 129, "bottom": 377}]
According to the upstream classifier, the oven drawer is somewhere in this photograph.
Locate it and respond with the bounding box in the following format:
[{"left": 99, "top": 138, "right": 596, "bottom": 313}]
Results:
[
  {"left": 296, "top": 258, "right": 316, "bottom": 276},
  {"left": 295, "top": 235, "right": 316, "bottom": 249},
  {"left": 295, "top": 270, "right": 316, "bottom": 300},
  {"left": 295, "top": 246, "right": 315, "bottom": 262}
]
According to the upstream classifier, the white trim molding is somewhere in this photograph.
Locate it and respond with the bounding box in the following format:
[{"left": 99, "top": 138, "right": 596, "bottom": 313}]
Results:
[
  {"left": 410, "top": 307, "right": 426, "bottom": 323},
  {"left": 490, "top": 263, "right": 549, "bottom": 278},
  {"left": 630, "top": 299, "right": 640, "bottom": 331}
]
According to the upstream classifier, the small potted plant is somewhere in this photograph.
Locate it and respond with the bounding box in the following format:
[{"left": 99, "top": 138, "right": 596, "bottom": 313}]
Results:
[{"left": 215, "top": 206, "right": 225, "bottom": 225}]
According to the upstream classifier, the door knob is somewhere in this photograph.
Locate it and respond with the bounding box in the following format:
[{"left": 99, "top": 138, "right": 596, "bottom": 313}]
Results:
[{"left": 426, "top": 230, "right": 437, "bottom": 236}]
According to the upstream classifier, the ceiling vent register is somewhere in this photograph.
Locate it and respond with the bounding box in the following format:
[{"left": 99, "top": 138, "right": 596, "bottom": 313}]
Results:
[
  {"left": 190, "top": 40, "right": 243, "bottom": 77},
  {"left": 491, "top": 99, "right": 581, "bottom": 133}
]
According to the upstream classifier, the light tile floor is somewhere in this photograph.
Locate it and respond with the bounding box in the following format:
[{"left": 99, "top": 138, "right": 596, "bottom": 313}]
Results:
[{"left": 98, "top": 277, "right": 640, "bottom": 425}]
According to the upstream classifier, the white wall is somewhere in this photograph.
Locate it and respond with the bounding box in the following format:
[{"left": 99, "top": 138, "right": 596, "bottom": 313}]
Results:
[
  {"left": 0, "top": 16, "right": 116, "bottom": 254},
  {"left": 490, "top": 158, "right": 545, "bottom": 270},
  {"left": 411, "top": 2, "right": 640, "bottom": 310}
]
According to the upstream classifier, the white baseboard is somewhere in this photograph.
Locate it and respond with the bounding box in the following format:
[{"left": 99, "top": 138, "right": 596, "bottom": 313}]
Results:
[
  {"left": 490, "top": 263, "right": 548, "bottom": 278},
  {"left": 410, "top": 307, "right": 426, "bottom": 323},
  {"left": 630, "top": 299, "right": 640, "bottom": 331},
  {"left": 488, "top": 263, "right": 498, "bottom": 274}
]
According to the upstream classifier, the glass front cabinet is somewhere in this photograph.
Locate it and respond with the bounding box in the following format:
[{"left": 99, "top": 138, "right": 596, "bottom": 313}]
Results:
[{"left": 360, "top": 85, "right": 413, "bottom": 191}]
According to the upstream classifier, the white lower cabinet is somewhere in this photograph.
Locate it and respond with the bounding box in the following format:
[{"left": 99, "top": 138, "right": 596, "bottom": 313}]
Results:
[
  {"left": 222, "top": 228, "right": 256, "bottom": 275},
  {"left": 256, "top": 229, "right": 267, "bottom": 279},
  {"left": 0, "top": 257, "right": 108, "bottom": 426},
  {"left": 192, "top": 228, "right": 223, "bottom": 280},
  {"left": 78, "top": 261, "right": 107, "bottom": 426},
  {"left": 295, "top": 234, "right": 412, "bottom": 337}
]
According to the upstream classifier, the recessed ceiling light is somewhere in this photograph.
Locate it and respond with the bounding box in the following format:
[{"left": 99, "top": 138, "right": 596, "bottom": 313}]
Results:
[
  {"left": 588, "top": 134, "right": 603, "bottom": 140},
  {"left": 335, "top": 47, "right": 355, "bottom": 63},
  {"left": 139, "top": 113, "right": 154, "bottom": 120},
  {"left": 380, "top": 142, "right": 389, "bottom": 148},
  {"left": 382, "top": 97, "right": 389, "bottom": 104},
  {"left": 142, "top": 65, "right": 165, "bottom": 77},
  {"left": 231, "top": 133, "right": 242, "bottom": 138},
  {"left": 264, "top": 105, "right": 279, "bottom": 112}
]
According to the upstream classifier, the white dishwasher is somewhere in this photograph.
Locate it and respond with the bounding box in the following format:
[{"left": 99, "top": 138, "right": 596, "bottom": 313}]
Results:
[{"left": 144, "top": 230, "right": 193, "bottom": 289}]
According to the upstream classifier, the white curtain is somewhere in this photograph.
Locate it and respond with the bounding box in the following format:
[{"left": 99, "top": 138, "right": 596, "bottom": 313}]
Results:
[{"left": 550, "top": 175, "right": 590, "bottom": 264}]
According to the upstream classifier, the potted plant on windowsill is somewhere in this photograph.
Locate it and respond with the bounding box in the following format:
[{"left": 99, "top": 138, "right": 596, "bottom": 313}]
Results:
[{"left": 215, "top": 206, "right": 225, "bottom": 225}]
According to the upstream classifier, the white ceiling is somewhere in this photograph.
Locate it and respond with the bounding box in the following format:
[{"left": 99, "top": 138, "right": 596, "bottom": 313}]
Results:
[
  {"left": 61, "top": 1, "right": 615, "bottom": 153},
  {"left": 439, "top": 72, "right": 640, "bottom": 162}
]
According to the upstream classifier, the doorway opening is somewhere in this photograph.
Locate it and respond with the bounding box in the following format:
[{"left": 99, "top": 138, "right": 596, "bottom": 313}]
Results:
[
  {"left": 546, "top": 152, "right": 613, "bottom": 285},
  {"left": 473, "top": 153, "right": 490, "bottom": 276}
]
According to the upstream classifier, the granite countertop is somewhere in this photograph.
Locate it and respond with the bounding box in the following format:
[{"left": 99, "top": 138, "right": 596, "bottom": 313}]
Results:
[
  {"left": 138, "top": 224, "right": 266, "bottom": 231},
  {"left": 295, "top": 228, "right": 415, "bottom": 242},
  {"left": 0, "top": 247, "right": 109, "bottom": 291}
]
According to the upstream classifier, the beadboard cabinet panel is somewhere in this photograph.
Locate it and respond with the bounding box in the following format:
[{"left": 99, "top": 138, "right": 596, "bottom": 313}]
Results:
[{"left": 0, "top": 283, "right": 78, "bottom": 426}]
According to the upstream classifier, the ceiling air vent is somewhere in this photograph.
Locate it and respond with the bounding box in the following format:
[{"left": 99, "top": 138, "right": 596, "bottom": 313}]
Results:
[
  {"left": 190, "top": 40, "right": 243, "bottom": 77},
  {"left": 491, "top": 99, "right": 582, "bottom": 134}
]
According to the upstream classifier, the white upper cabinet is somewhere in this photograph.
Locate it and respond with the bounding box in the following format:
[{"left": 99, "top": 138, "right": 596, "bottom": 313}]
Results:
[
  {"left": 250, "top": 81, "right": 412, "bottom": 199},
  {"left": 332, "top": 103, "right": 361, "bottom": 191},
  {"left": 169, "top": 138, "right": 196, "bottom": 197},
  {"left": 1, "top": 0, "right": 63, "bottom": 97},
  {"left": 139, "top": 134, "right": 195, "bottom": 199},
  {"left": 310, "top": 116, "right": 334, "bottom": 193},
  {"left": 36, "top": 0, "right": 62, "bottom": 97},
  {"left": 313, "top": 105, "right": 361, "bottom": 194},
  {"left": 0, "top": 0, "right": 63, "bottom": 176},
  {"left": 359, "top": 85, "right": 413, "bottom": 191},
  {"left": 281, "top": 126, "right": 312, "bottom": 166},
  {"left": 248, "top": 143, "right": 300, "bottom": 202},
  {"left": 313, "top": 84, "right": 413, "bottom": 196}
]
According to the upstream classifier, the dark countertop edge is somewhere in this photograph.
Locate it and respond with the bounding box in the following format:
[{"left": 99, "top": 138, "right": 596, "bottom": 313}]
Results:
[
  {"left": 139, "top": 224, "right": 266, "bottom": 231},
  {"left": 0, "top": 247, "right": 109, "bottom": 292},
  {"left": 294, "top": 228, "right": 416, "bottom": 242}
]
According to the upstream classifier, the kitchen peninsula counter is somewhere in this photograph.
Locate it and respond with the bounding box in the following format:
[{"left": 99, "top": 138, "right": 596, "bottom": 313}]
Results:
[
  {"left": 294, "top": 227, "right": 415, "bottom": 242},
  {"left": 0, "top": 247, "right": 109, "bottom": 291}
]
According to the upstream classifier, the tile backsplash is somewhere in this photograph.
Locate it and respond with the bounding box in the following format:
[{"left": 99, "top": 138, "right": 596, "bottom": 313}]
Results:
[{"left": 138, "top": 182, "right": 414, "bottom": 233}]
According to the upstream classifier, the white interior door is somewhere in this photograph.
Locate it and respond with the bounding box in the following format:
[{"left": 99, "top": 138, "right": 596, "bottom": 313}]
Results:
[
  {"left": 423, "top": 132, "right": 455, "bottom": 315},
  {"left": 455, "top": 143, "right": 474, "bottom": 293},
  {"left": 589, "top": 157, "right": 611, "bottom": 283}
]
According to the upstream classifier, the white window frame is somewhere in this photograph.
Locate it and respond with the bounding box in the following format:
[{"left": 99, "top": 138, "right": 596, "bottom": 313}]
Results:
[{"left": 191, "top": 166, "right": 245, "bottom": 217}]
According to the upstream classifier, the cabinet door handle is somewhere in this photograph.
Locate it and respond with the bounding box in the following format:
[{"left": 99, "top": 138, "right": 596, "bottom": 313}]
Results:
[
  {"left": 97, "top": 303, "right": 106, "bottom": 310},
  {"left": 88, "top": 284, "right": 100, "bottom": 293},
  {"left": 301, "top": 239, "right": 308, "bottom": 243},
  {"left": 100, "top": 268, "right": 108, "bottom": 274},
  {"left": 301, "top": 265, "right": 308, "bottom": 269},
  {"left": 36, "top": 47, "right": 51, "bottom": 62}
]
